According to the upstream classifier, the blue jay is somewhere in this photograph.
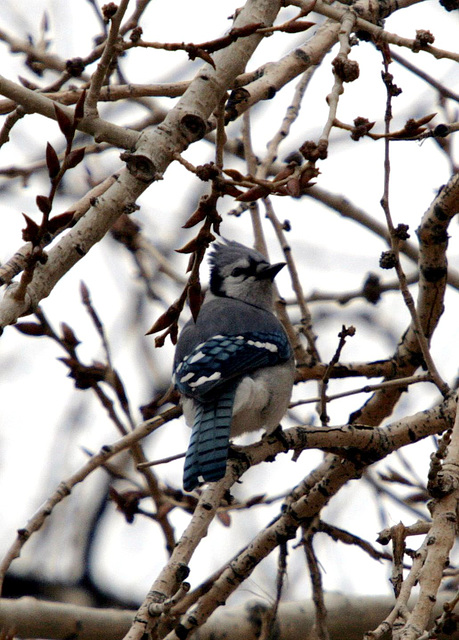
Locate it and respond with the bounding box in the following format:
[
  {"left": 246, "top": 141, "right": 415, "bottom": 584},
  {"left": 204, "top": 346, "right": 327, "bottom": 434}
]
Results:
[{"left": 173, "top": 240, "right": 295, "bottom": 492}]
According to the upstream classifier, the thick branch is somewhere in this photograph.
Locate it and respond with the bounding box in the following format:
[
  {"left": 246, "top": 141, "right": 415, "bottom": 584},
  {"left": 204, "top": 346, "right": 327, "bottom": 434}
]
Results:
[
  {"left": 0, "top": 74, "right": 139, "bottom": 149},
  {"left": 399, "top": 404, "right": 459, "bottom": 639},
  {"left": 1, "top": 595, "right": 457, "bottom": 640}
]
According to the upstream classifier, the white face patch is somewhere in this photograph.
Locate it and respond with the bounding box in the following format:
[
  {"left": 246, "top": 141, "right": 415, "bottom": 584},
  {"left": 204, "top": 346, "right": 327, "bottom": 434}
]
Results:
[
  {"left": 247, "top": 339, "right": 278, "bottom": 353},
  {"left": 190, "top": 371, "right": 222, "bottom": 387}
]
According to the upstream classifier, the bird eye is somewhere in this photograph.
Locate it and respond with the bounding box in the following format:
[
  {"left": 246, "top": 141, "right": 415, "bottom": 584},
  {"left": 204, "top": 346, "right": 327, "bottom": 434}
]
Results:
[{"left": 231, "top": 267, "right": 245, "bottom": 277}]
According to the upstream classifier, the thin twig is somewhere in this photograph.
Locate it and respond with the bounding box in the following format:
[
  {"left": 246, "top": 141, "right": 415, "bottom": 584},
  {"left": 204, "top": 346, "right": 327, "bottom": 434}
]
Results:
[
  {"left": 259, "top": 68, "right": 315, "bottom": 179},
  {"left": 264, "top": 199, "right": 318, "bottom": 366},
  {"left": 319, "top": 520, "right": 395, "bottom": 563},
  {"left": 319, "top": 9, "right": 356, "bottom": 149},
  {"left": 215, "top": 96, "right": 227, "bottom": 170},
  {"left": 259, "top": 543, "right": 288, "bottom": 640},
  {"left": 85, "top": 0, "right": 131, "bottom": 118},
  {"left": 318, "top": 325, "right": 355, "bottom": 425},
  {"left": 138, "top": 452, "right": 185, "bottom": 468},
  {"left": 385, "top": 51, "right": 459, "bottom": 102},
  {"left": 290, "top": 374, "right": 432, "bottom": 407},
  {"left": 0, "top": 106, "right": 26, "bottom": 148},
  {"left": 303, "top": 531, "right": 330, "bottom": 640},
  {"left": 241, "top": 111, "right": 267, "bottom": 256}
]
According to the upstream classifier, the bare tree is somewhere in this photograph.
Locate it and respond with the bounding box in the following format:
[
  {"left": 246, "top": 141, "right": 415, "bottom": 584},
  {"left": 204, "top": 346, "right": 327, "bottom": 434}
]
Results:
[{"left": 0, "top": 0, "right": 458, "bottom": 639}]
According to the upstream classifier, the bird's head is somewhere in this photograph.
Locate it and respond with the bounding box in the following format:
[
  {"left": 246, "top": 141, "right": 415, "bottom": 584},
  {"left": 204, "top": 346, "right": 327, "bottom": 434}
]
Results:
[{"left": 208, "top": 240, "right": 285, "bottom": 309}]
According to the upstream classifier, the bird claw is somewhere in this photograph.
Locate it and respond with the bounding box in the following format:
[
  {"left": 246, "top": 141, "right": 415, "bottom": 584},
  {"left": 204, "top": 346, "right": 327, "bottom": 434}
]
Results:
[
  {"left": 264, "top": 424, "right": 289, "bottom": 450},
  {"left": 228, "top": 444, "right": 251, "bottom": 464}
]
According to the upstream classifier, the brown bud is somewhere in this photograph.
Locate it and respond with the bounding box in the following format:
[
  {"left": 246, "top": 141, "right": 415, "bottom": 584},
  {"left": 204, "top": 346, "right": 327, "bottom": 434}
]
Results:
[
  {"left": 299, "top": 140, "right": 321, "bottom": 162},
  {"left": 146, "top": 304, "right": 180, "bottom": 335},
  {"left": 65, "top": 147, "right": 86, "bottom": 170},
  {"left": 188, "top": 282, "right": 203, "bottom": 321},
  {"left": 22, "top": 214, "right": 40, "bottom": 244},
  {"left": 113, "top": 370, "right": 129, "bottom": 411},
  {"left": 413, "top": 29, "right": 435, "bottom": 53},
  {"left": 46, "top": 143, "right": 60, "bottom": 179},
  {"left": 235, "top": 184, "right": 270, "bottom": 202},
  {"left": 351, "top": 117, "right": 375, "bottom": 141},
  {"left": 272, "top": 164, "right": 295, "bottom": 182},
  {"left": 175, "top": 237, "right": 201, "bottom": 254},
  {"left": 154, "top": 330, "right": 168, "bottom": 348},
  {"left": 217, "top": 511, "right": 232, "bottom": 527},
  {"left": 169, "top": 322, "right": 178, "bottom": 345},
  {"left": 36, "top": 195, "right": 52, "bottom": 216},
  {"left": 332, "top": 54, "right": 360, "bottom": 82},
  {"left": 379, "top": 251, "right": 396, "bottom": 269},
  {"left": 182, "top": 206, "right": 207, "bottom": 229},
  {"left": 230, "top": 23, "right": 263, "bottom": 38},
  {"left": 130, "top": 26, "right": 143, "bottom": 43},
  {"left": 381, "top": 72, "right": 402, "bottom": 97},
  {"left": 61, "top": 322, "right": 79, "bottom": 346},
  {"left": 109, "top": 487, "right": 142, "bottom": 524},
  {"left": 102, "top": 3, "right": 118, "bottom": 22},
  {"left": 393, "top": 224, "right": 410, "bottom": 241},
  {"left": 285, "top": 178, "right": 301, "bottom": 197},
  {"left": 299, "top": 165, "right": 320, "bottom": 190},
  {"left": 54, "top": 104, "right": 74, "bottom": 142},
  {"left": 187, "top": 46, "right": 215, "bottom": 68},
  {"left": 66, "top": 57, "right": 85, "bottom": 77},
  {"left": 74, "top": 89, "right": 86, "bottom": 122},
  {"left": 362, "top": 273, "right": 381, "bottom": 304},
  {"left": 280, "top": 20, "right": 315, "bottom": 33},
  {"left": 221, "top": 184, "right": 244, "bottom": 198},
  {"left": 196, "top": 163, "right": 219, "bottom": 182},
  {"left": 223, "top": 168, "right": 245, "bottom": 182},
  {"left": 15, "top": 322, "right": 46, "bottom": 337},
  {"left": 59, "top": 358, "right": 107, "bottom": 389}
]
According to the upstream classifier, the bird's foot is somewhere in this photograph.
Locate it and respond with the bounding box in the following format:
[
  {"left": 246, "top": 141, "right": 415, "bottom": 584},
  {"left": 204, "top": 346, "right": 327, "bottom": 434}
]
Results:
[
  {"left": 264, "top": 424, "right": 289, "bottom": 451},
  {"left": 228, "top": 444, "right": 251, "bottom": 464}
]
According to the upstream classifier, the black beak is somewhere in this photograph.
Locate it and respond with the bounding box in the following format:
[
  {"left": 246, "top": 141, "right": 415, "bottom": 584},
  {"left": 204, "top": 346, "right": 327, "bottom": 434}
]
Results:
[{"left": 256, "top": 262, "right": 286, "bottom": 281}]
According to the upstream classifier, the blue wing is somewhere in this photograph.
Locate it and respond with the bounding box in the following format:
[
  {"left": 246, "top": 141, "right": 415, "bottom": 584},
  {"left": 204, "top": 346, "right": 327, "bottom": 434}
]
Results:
[{"left": 174, "top": 330, "right": 292, "bottom": 399}]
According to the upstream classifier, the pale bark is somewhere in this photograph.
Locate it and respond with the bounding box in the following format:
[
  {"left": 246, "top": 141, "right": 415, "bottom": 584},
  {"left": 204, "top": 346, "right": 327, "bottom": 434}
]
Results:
[{"left": 1, "top": 594, "right": 457, "bottom": 640}]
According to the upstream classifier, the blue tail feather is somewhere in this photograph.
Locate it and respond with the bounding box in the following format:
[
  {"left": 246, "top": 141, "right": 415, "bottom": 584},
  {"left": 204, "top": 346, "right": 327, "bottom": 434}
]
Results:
[{"left": 183, "top": 386, "right": 236, "bottom": 492}]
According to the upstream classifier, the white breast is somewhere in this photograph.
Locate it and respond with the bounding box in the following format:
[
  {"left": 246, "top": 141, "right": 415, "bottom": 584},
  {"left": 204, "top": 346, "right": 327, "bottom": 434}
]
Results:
[{"left": 231, "top": 362, "right": 294, "bottom": 436}]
